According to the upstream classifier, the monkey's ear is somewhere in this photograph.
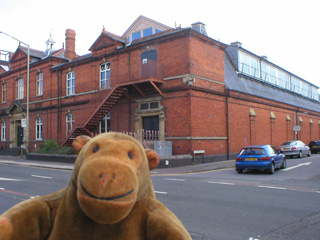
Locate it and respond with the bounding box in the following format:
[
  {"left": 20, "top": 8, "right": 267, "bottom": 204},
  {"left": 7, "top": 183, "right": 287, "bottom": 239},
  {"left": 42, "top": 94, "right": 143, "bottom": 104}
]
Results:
[
  {"left": 145, "top": 149, "right": 160, "bottom": 171},
  {"left": 72, "top": 135, "right": 92, "bottom": 154}
]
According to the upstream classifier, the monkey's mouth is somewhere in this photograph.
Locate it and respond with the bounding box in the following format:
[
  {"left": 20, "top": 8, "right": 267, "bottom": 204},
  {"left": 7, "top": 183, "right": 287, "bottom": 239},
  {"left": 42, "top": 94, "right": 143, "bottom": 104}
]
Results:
[{"left": 80, "top": 181, "right": 134, "bottom": 201}]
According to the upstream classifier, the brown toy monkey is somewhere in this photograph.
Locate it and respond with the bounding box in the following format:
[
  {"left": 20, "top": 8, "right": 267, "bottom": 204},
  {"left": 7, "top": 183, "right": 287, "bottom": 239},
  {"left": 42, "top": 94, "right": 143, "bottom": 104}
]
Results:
[{"left": 0, "top": 132, "right": 191, "bottom": 239}]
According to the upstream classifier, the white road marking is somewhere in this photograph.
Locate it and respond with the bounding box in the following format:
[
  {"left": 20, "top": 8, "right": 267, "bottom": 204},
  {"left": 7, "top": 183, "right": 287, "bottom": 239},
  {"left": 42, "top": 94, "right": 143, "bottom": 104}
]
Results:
[
  {"left": 316, "top": 191, "right": 320, "bottom": 194},
  {"left": 258, "top": 185, "right": 287, "bottom": 190},
  {"left": 208, "top": 181, "right": 235, "bottom": 185},
  {"left": 281, "top": 162, "right": 312, "bottom": 171},
  {"left": 164, "top": 178, "right": 185, "bottom": 182},
  {"left": 0, "top": 187, "right": 5, "bottom": 190},
  {"left": 154, "top": 191, "right": 167, "bottom": 194},
  {"left": 30, "top": 195, "right": 40, "bottom": 199},
  {"left": 0, "top": 177, "right": 22, "bottom": 181},
  {"left": 31, "top": 175, "right": 53, "bottom": 179}
]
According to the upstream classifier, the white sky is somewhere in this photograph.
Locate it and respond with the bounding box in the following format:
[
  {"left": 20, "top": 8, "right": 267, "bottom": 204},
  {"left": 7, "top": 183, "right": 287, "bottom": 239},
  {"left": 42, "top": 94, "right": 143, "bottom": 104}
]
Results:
[{"left": 1, "top": 0, "right": 319, "bottom": 87}]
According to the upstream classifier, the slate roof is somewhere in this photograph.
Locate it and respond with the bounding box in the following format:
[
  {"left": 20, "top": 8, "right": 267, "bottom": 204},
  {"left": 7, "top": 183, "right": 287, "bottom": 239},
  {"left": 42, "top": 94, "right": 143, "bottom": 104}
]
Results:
[
  {"left": 224, "top": 56, "right": 320, "bottom": 112},
  {"left": 20, "top": 46, "right": 47, "bottom": 59},
  {"left": 20, "top": 46, "right": 68, "bottom": 60}
]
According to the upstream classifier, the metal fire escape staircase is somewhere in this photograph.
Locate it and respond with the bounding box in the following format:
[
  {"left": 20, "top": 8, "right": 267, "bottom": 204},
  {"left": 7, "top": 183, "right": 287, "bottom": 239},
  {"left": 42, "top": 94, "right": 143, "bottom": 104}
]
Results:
[{"left": 62, "top": 86, "right": 126, "bottom": 146}]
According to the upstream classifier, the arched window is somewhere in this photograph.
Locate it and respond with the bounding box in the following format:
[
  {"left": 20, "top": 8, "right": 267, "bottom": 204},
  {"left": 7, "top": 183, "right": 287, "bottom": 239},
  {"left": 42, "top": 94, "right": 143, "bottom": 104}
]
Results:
[
  {"left": 36, "top": 117, "right": 43, "bottom": 140},
  {"left": 2, "top": 81, "right": 7, "bottom": 103},
  {"left": 66, "top": 113, "right": 74, "bottom": 137},
  {"left": 100, "top": 112, "right": 111, "bottom": 133},
  {"left": 36, "top": 72, "right": 43, "bottom": 96},
  {"left": 1, "top": 120, "right": 6, "bottom": 141},
  {"left": 100, "top": 63, "right": 111, "bottom": 89},
  {"left": 16, "top": 77, "right": 24, "bottom": 99},
  {"left": 66, "top": 71, "right": 75, "bottom": 96}
]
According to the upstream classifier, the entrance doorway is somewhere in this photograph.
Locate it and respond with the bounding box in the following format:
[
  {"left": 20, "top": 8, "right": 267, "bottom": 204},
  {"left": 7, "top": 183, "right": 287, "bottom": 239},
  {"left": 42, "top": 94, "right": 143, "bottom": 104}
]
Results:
[
  {"left": 17, "top": 124, "right": 23, "bottom": 147},
  {"left": 142, "top": 115, "right": 159, "bottom": 140},
  {"left": 143, "top": 116, "right": 159, "bottom": 132}
]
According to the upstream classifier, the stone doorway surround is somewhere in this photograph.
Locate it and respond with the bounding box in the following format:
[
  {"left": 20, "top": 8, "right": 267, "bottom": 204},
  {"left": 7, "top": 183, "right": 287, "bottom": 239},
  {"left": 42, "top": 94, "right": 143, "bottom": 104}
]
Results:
[
  {"left": 134, "top": 97, "right": 165, "bottom": 141},
  {"left": 7, "top": 101, "right": 27, "bottom": 148}
]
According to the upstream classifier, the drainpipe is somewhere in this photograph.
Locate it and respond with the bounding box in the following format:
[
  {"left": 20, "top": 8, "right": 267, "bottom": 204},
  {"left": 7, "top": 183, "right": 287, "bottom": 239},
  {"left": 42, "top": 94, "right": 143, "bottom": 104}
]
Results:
[
  {"left": 128, "top": 100, "right": 131, "bottom": 131},
  {"left": 56, "top": 66, "right": 62, "bottom": 142},
  {"left": 226, "top": 89, "right": 230, "bottom": 160}
]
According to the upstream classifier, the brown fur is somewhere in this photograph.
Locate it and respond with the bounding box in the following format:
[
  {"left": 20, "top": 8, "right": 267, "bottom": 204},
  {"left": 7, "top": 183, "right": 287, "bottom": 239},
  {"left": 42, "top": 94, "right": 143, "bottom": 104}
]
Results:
[{"left": 0, "top": 132, "right": 191, "bottom": 240}]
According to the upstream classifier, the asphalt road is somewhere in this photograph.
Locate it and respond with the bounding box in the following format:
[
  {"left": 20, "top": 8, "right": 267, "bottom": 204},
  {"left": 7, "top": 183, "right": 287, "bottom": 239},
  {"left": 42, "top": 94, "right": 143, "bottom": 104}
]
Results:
[{"left": 1, "top": 155, "right": 320, "bottom": 240}]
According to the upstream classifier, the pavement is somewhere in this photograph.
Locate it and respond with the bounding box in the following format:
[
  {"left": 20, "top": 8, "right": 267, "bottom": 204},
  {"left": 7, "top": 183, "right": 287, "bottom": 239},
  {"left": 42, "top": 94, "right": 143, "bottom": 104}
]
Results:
[{"left": 0, "top": 155, "right": 235, "bottom": 175}]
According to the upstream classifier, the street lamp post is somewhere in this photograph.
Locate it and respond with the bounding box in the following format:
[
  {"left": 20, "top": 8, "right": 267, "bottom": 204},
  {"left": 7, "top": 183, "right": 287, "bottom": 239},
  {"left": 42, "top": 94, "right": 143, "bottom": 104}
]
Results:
[{"left": 0, "top": 31, "right": 30, "bottom": 152}]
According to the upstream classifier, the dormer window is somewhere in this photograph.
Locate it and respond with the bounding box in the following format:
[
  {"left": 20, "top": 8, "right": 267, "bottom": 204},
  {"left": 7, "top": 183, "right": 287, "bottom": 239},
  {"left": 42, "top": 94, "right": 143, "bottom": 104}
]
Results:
[
  {"left": 127, "top": 27, "right": 163, "bottom": 43},
  {"left": 132, "top": 31, "right": 141, "bottom": 41},
  {"left": 143, "top": 27, "right": 153, "bottom": 37}
]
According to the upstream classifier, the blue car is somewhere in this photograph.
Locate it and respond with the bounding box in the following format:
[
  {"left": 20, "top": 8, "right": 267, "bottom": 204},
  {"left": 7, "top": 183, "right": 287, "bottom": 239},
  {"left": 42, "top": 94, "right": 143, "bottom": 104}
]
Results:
[{"left": 235, "top": 145, "right": 286, "bottom": 174}]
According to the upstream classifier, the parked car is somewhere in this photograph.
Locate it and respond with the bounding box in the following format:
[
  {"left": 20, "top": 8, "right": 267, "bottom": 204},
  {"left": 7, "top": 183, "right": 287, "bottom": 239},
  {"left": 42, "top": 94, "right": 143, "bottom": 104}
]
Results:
[
  {"left": 278, "top": 140, "right": 311, "bottom": 158},
  {"left": 309, "top": 140, "right": 320, "bottom": 153},
  {"left": 235, "top": 145, "right": 286, "bottom": 174}
]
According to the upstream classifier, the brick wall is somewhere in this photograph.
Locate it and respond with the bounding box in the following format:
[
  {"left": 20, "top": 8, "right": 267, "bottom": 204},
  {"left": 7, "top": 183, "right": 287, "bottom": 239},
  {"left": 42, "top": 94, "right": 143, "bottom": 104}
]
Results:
[{"left": 1, "top": 27, "right": 320, "bottom": 157}]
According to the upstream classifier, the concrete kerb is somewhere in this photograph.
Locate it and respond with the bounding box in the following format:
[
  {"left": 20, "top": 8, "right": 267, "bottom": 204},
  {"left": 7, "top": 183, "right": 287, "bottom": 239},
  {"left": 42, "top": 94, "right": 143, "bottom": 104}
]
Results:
[{"left": 0, "top": 154, "right": 235, "bottom": 174}]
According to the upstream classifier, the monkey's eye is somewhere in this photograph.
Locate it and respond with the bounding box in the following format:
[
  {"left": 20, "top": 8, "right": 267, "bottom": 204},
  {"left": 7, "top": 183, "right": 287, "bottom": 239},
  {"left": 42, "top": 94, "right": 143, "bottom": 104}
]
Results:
[
  {"left": 128, "top": 151, "right": 133, "bottom": 159},
  {"left": 93, "top": 145, "right": 99, "bottom": 153}
]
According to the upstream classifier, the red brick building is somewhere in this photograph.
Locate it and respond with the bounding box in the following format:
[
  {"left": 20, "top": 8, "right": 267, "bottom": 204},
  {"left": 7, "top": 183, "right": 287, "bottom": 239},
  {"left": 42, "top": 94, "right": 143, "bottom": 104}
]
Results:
[{"left": 1, "top": 16, "right": 320, "bottom": 161}]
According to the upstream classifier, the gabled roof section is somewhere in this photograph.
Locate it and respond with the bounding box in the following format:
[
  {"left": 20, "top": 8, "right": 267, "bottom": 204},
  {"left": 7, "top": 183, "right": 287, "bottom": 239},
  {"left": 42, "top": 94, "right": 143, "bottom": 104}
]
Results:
[
  {"left": 10, "top": 46, "right": 46, "bottom": 63},
  {"left": 19, "top": 46, "right": 46, "bottom": 59},
  {"left": 7, "top": 100, "right": 26, "bottom": 114},
  {"left": 51, "top": 48, "right": 66, "bottom": 58},
  {"left": 122, "top": 15, "right": 171, "bottom": 39},
  {"left": 43, "top": 48, "right": 68, "bottom": 60},
  {"left": 89, "top": 30, "right": 125, "bottom": 52},
  {"left": 0, "top": 65, "right": 9, "bottom": 73}
]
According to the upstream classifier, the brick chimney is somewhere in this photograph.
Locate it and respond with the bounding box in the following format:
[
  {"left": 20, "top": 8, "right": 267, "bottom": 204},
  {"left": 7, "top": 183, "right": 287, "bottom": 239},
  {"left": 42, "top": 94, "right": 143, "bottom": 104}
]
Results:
[{"left": 65, "top": 29, "right": 76, "bottom": 60}]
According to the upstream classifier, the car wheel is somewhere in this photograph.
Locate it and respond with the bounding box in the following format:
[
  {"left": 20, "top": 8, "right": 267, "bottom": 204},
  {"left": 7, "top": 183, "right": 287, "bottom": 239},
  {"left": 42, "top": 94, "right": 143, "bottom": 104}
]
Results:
[
  {"left": 237, "top": 169, "right": 243, "bottom": 174},
  {"left": 307, "top": 150, "right": 311, "bottom": 157},
  {"left": 281, "top": 159, "right": 287, "bottom": 169},
  {"left": 269, "top": 163, "right": 275, "bottom": 174},
  {"left": 298, "top": 151, "right": 303, "bottom": 158}
]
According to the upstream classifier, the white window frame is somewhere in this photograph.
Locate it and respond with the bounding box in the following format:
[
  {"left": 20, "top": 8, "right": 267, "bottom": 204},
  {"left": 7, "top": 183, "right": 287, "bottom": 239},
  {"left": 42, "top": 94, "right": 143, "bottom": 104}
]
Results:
[
  {"left": 66, "top": 71, "right": 75, "bottom": 96},
  {"left": 2, "top": 81, "right": 7, "bottom": 103},
  {"left": 36, "top": 117, "right": 42, "bottom": 140},
  {"left": 16, "top": 77, "right": 24, "bottom": 99},
  {"left": 66, "top": 113, "right": 74, "bottom": 137},
  {"left": 100, "top": 63, "right": 111, "bottom": 90},
  {"left": 99, "top": 112, "right": 111, "bottom": 133},
  {"left": 36, "top": 72, "right": 43, "bottom": 96},
  {"left": 1, "top": 120, "right": 6, "bottom": 141}
]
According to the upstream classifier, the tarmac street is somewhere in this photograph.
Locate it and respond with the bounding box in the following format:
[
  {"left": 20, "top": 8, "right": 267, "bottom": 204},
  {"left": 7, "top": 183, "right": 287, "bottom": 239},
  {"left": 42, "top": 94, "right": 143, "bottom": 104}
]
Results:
[{"left": 0, "top": 155, "right": 320, "bottom": 240}]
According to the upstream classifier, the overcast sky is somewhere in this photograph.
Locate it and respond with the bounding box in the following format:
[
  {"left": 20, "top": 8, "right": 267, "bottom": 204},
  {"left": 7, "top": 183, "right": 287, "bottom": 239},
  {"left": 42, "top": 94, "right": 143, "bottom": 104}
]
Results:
[{"left": 1, "top": 0, "right": 319, "bottom": 87}]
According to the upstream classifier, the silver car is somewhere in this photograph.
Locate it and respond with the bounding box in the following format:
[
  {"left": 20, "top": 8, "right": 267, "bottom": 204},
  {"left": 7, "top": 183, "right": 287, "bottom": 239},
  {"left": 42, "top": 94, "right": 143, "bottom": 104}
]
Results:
[{"left": 278, "top": 140, "right": 311, "bottom": 158}]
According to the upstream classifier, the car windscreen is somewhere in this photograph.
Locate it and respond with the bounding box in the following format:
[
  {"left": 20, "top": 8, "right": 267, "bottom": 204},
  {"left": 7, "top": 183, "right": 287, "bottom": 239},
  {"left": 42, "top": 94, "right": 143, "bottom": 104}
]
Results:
[
  {"left": 281, "top": 141, "right": 294, "bottom": 146},
  {"left": 239, "top": 148, "right": 267, "bottom": 156}
]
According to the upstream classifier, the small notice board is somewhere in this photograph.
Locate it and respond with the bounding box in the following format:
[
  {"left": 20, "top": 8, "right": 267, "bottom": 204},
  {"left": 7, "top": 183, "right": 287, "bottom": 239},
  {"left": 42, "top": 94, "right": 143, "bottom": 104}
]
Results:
[{"left": 21, "top": 119, "right": 27, "bottom": 128}]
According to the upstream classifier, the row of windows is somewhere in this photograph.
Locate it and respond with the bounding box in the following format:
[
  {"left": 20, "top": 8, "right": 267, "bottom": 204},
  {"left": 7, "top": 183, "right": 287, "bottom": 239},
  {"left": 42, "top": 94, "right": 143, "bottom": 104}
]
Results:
[
  {"left": 0, "top": 112, "right": 111, "bottom": 141},
  {"left": 1, "top": 63, "right": 111, "bottom": 103},
  {"left": 238, "top": 51, "right": 319, "bottom": 100},
  {"left": 0, "top": 118, "right": 42, "bottom": 141}
]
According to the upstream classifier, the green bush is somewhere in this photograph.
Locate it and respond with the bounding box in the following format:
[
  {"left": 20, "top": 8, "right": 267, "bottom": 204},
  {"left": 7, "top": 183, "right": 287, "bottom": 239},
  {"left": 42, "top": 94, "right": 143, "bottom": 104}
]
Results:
[{"left": 36, "top": 140, "right": 74, "bottom": 155}]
